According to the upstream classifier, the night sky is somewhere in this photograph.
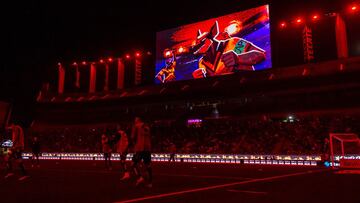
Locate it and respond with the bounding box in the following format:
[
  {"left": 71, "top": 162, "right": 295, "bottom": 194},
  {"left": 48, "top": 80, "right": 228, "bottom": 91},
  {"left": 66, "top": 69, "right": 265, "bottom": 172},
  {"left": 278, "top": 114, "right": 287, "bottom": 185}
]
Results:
[{"left": 1, "top": 0, "right": 359, "bottom": 123}]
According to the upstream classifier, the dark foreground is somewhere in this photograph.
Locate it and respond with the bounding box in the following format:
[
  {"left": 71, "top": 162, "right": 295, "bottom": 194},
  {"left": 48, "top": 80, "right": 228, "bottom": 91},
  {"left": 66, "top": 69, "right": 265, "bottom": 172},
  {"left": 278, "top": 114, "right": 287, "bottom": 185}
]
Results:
[{"left": 0, "top": 160, "right": 359, "bottom": 203}]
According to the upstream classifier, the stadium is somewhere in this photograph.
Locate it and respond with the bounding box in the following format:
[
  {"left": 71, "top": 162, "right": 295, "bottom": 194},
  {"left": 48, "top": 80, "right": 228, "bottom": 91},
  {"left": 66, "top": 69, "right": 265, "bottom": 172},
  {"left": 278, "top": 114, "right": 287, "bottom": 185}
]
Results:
[{"left": 1, "top": 0, "right": 360, "bottom": 202}]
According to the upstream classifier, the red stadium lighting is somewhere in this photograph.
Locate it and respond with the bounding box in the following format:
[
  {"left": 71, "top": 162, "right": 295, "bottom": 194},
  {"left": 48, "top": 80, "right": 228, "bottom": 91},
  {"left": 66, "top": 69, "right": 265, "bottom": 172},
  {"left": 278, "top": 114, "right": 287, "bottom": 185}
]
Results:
[
  {"left": 108, "top": 57, "right": 113, "bottom": 62},
  {"left": 99, "top": 59, "right": 104, "bottom": 63},
  {"left": 135, "top": 52, "right": 141, "bottom": 57},
  {"left": 280, "top": 22, "right": 286, "bottom": 28},
  {"left": 295, "top": 18, "right": 303, "bottom": 24},
  {"left": 125, "top": 54, "right": 131, "bottom": 59},
  {"left": 72, "top": 62, "right": 77, "bottom": 66},
  {"left": 312, "top": 15, "right": 319, "bottom": 20},
  {"left": 82, "top": 61, "right": 87, "bottom": 65}
]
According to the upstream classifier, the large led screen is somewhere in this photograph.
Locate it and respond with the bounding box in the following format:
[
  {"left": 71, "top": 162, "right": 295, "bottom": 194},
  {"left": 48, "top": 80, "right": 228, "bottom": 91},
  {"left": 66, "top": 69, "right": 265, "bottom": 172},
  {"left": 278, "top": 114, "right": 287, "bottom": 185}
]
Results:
[{"left": 155, "top": 5, "right": 271, "bottom": 83}]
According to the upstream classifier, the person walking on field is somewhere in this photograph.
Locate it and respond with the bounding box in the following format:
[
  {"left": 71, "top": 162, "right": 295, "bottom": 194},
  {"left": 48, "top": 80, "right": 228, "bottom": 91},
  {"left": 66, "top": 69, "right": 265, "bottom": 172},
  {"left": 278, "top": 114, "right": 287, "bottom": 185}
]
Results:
[
  {"left": 31, "top": 136, "right": 41, "bottom": 168},
  {"left": 116, "top": 126, "right": 129, "bottom": 172},
  {"left": 5, "top": 123, "right": 29, "bottom": 181},
  {"left": 101, "top": 133, "right": 112, "bottom": 170},
  {"left": 168, "top": 142, "right": 176, "bottom": 163},
  {"left": 121, "top": 117, "right": 152, "bottom": 188}
]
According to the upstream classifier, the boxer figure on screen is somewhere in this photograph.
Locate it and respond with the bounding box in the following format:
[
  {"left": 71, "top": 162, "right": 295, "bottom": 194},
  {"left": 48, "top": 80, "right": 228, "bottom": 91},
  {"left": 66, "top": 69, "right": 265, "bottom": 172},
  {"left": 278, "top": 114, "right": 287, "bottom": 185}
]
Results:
[
  {"left": 191, "top": 21, "right": 266, "bottom": 78},
  {"left": 156, "top": 50, "right": 176, "bottom": 83}
]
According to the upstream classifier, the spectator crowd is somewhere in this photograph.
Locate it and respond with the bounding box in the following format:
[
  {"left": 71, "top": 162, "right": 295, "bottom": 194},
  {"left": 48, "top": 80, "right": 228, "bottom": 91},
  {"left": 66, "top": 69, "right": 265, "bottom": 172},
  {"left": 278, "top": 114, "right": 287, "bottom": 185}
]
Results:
[{"left": 24, "top": 114, "right": 360, "bottom": 155}]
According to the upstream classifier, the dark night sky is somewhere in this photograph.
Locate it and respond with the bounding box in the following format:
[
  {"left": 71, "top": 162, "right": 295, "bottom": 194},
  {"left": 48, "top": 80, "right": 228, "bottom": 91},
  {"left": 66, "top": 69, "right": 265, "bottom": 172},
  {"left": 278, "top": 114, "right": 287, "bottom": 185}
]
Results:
[{"left": 0, "top": 0, "right": 359, "bottom": 123}]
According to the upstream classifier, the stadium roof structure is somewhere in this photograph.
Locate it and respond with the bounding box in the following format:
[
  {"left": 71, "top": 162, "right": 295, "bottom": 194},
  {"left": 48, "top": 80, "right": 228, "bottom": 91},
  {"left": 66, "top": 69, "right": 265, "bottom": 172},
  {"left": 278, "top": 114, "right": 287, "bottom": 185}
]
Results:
[
  {"left": 38, "top": 57, "right": 360, "bottom": 104},
  {"left": 31, "top": 57, "right": 360, "bottom": 126}
]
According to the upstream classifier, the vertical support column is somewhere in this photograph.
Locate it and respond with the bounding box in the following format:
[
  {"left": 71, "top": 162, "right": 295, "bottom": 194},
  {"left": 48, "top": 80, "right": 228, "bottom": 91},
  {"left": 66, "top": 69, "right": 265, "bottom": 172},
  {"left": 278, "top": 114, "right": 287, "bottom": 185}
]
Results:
[
  {"left": 335, "top": 14, "right": 349, "bottom": 58},
  {"left": 89, "top": 63, "right": 97, "bottom": 93},
  {"left": 117, "top": 58, "right": 125, "bottom": 89},
  {"left": 134, "top": 58, "right": 142, "bottom": 85},
  {"left": 75, "top": 65, "right": 80, "bottom": 89},
  {"left": 58, "top": 63, "right": 65, "bottom": 94},
  {"left": 104, "top": 63, "right": 110, "bottom": 91}
]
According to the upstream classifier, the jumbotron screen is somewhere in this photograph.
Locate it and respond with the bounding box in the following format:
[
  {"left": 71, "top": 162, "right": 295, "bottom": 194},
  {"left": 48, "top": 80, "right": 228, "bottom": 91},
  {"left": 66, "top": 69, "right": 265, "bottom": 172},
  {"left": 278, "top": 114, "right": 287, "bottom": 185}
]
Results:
[{"left": 155, "top": 5, "right": 271, "bottom": 84}]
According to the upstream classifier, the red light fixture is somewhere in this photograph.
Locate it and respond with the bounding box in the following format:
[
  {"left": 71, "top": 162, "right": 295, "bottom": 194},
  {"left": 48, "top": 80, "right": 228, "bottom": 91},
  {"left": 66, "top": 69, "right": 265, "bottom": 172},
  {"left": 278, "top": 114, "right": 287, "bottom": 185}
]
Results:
[
  {"left": 280, "top": 22, "right": 286, "bottom": 28},
  {"left": 351, "top": 5, "right": 358, "bottom": 11},
  {"left": 125, "top": 54, "right": 131, "bottom": 59},
  {"left": 57, "top": 62, "right": 61, "bottom": 66},
  {"left": 99, "top": 59, "right": 104, "bottom": 63},
  {"left": 82, "top": 61, "right": 87, "bottom": 65},
  {"left": 135, "top": 52, "right": 141, "bottom": 57},
  {"left": 295, "top": 18, "right": 302, "bottom": 24},
  {"left": 312, "top": 15, "right": 319, "bottom": 20},
  {"left": 72, "top": 62, "right": 78, "bottom": 66},
  {"left": 108, "top": 57, "right": 113, "bottom": 62}
]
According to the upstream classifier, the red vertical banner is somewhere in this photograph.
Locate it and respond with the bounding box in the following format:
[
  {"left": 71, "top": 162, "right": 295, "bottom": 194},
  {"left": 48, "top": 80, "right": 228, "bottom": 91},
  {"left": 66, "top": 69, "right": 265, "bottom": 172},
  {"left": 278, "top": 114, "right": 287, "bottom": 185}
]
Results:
[
  {"left": 302, "top": 25, "right": 314, "bottom": 63},
  {"left": 75, "top": 65, "right": 80, "bottom": 89},
  {"left": 117, "top": 58, "right": 124, "bottom": 89},
  {"left": 58, "top": 63, "right": 65, "bottom": 94},
  {"left": 89, "top": 63, "right": 97, "bottom": 93},
  {"left": 135, "top": 58, "right": 142, "bottom": 85},
  {"left": 104, "top": 63, "right": 110, "bottom": 91},
  {"left": 335, "top": 14, "right": 349, "bottom": 58}
]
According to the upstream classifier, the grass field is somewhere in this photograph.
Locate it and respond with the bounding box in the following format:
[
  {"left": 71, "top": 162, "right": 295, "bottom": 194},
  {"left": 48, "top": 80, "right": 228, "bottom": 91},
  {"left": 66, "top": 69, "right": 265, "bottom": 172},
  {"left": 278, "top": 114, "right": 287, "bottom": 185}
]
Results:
[{"left": 1, "top": 160, "right": 359, "bottom": 203}]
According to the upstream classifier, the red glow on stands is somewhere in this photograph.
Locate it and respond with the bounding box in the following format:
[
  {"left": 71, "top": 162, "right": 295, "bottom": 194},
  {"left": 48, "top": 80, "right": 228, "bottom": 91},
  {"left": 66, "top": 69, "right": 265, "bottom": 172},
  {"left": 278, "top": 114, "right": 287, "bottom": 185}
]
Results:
[
  {"left": 302, "top": 68, "right": 309, "bottom": 76},
  {"left": 135, "top": 52, "right": 141, "bottom": 57},
  {"left": 339, "top": 63, "right": 345, "bottom": 71},
  {"left": 82, "top": 61, "right": 87, "bottom": 65},
  {"left": 125, "top": 54, "right": 131, "bottom": 59},
  {"left": 108, "top": 57, "right": 113, "bottom": 62},
  {"left": 99, "top": 59, "right": 104, "bottom": 63}
]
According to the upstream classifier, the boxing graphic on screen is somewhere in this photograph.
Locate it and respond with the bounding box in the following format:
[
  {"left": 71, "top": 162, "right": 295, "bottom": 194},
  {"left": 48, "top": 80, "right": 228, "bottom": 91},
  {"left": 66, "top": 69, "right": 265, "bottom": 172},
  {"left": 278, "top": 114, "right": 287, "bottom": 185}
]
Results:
[{"left": 155, "top": 5, "right": 271, "bottom": 83}]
